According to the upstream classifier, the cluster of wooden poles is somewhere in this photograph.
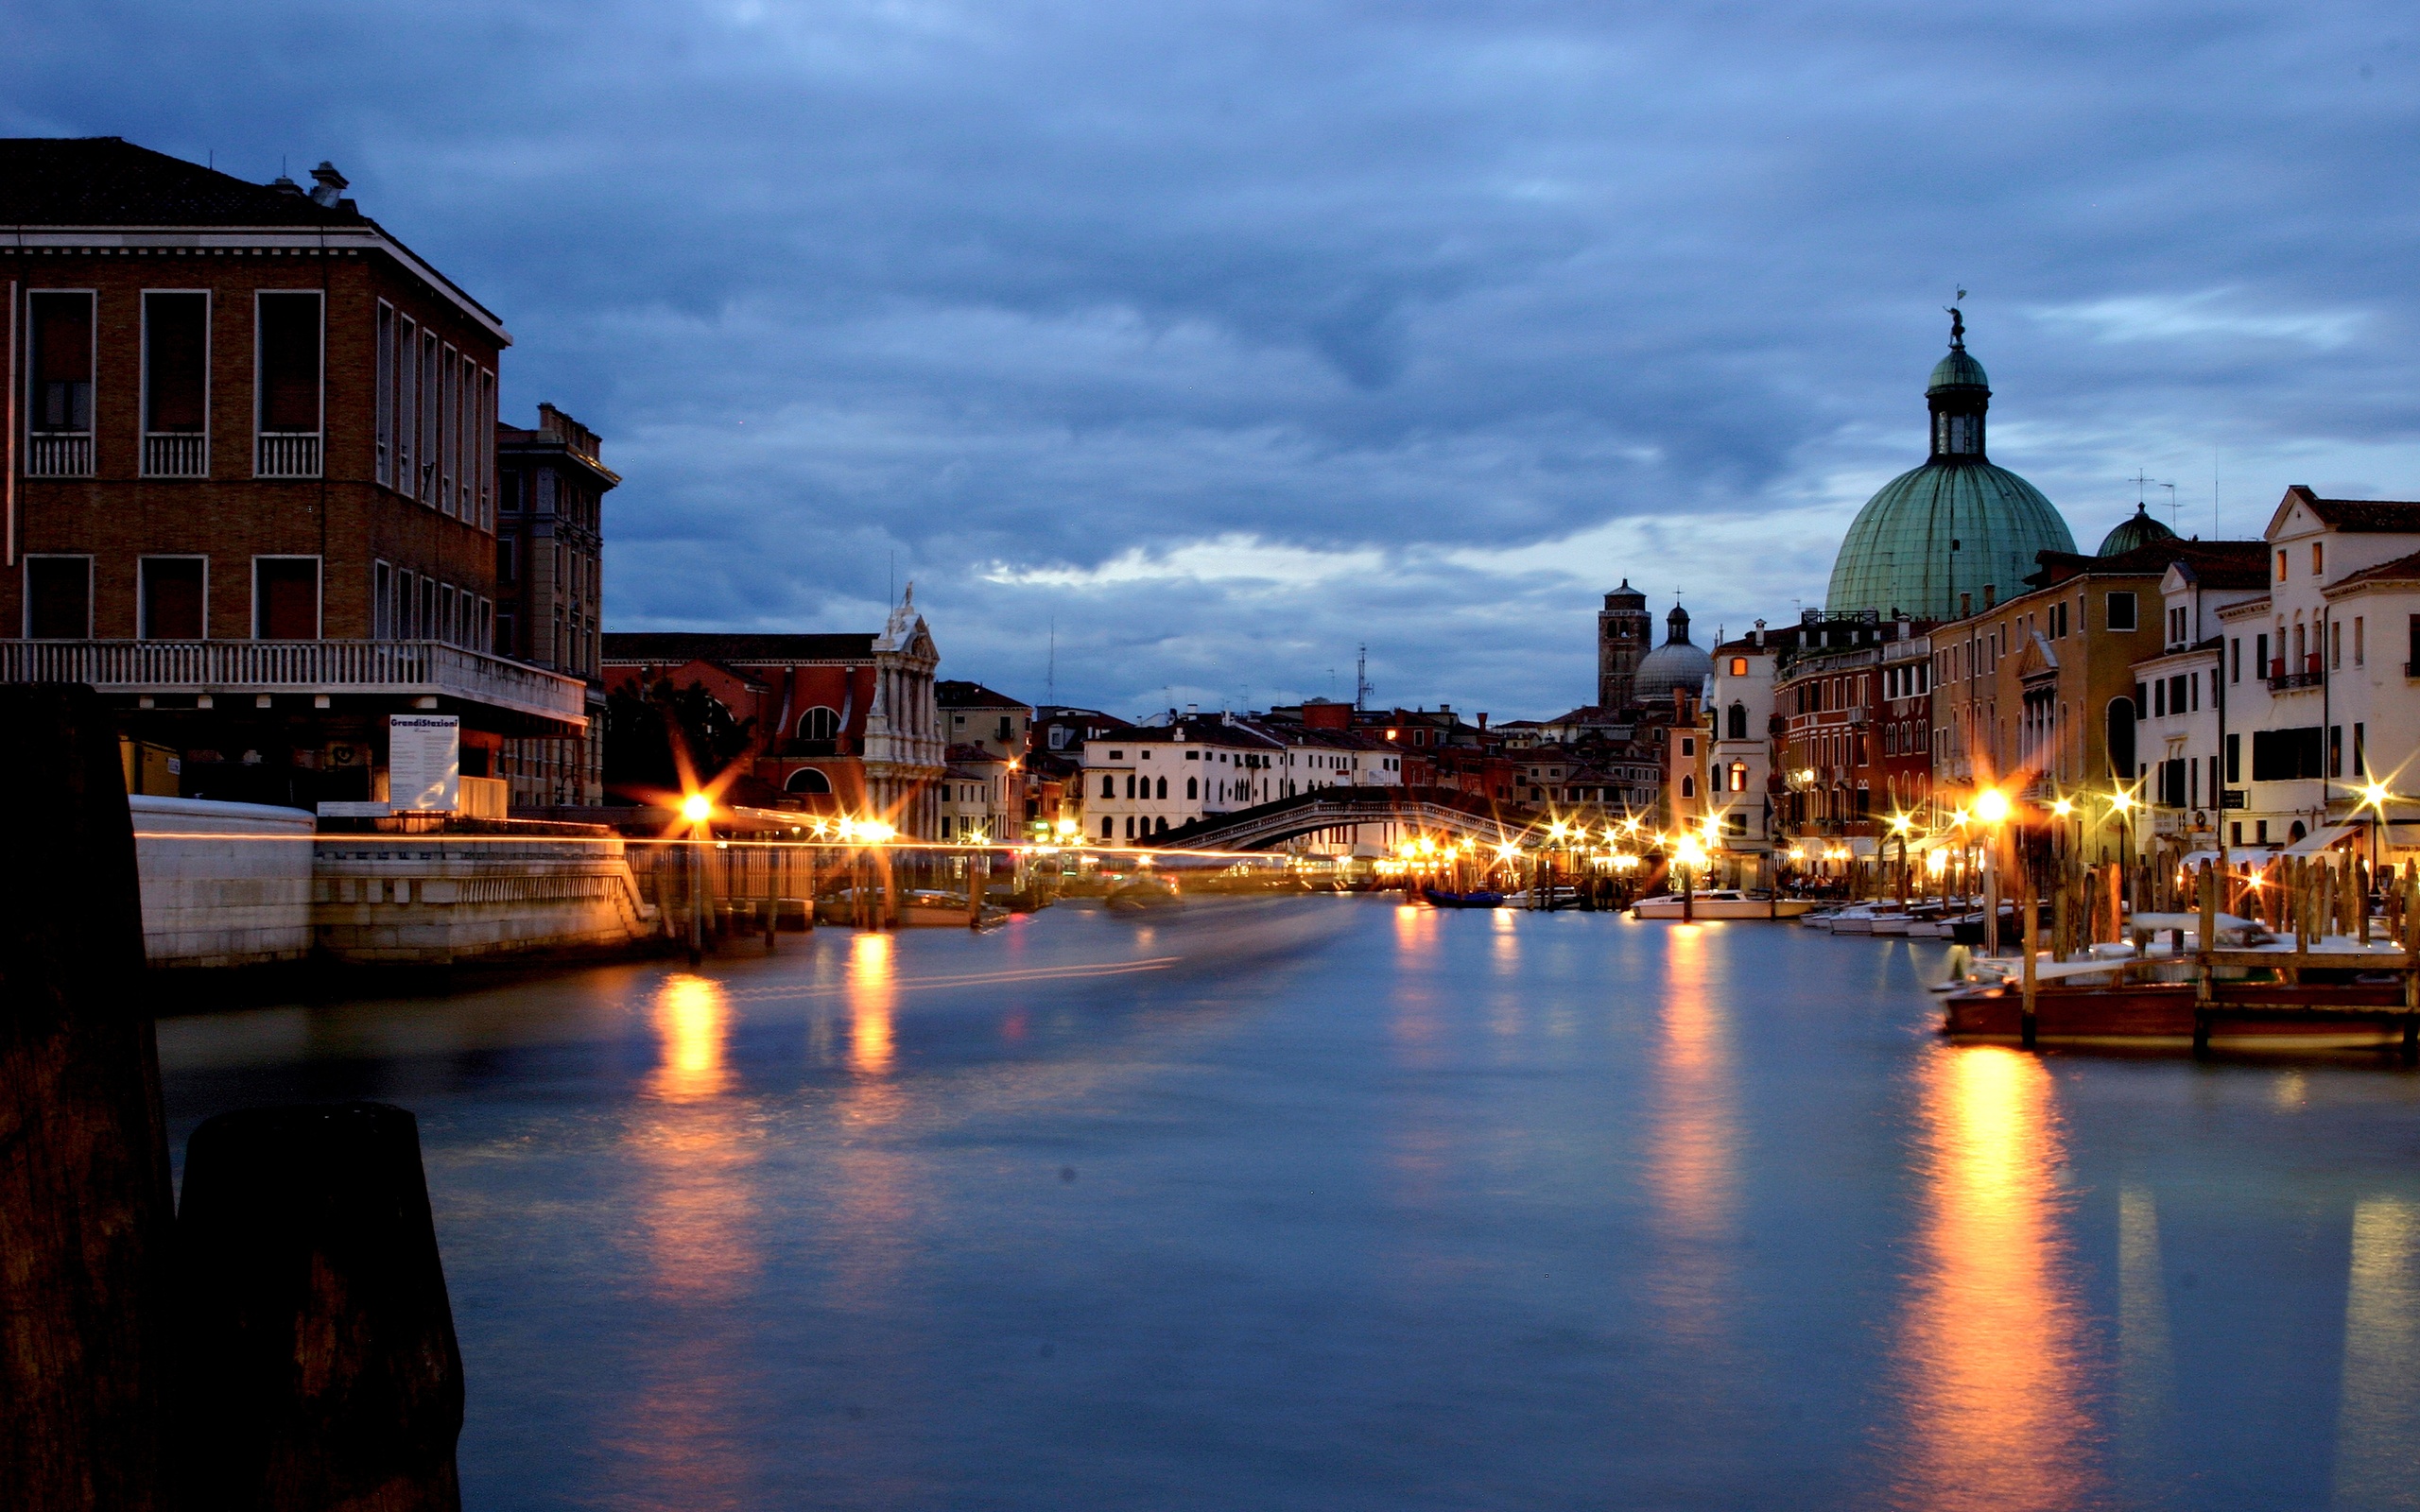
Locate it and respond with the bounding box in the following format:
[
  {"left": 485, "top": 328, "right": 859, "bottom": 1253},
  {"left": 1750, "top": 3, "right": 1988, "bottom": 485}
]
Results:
[
  {"left": 3, "top": 684, "right": 464, "bottom": 1510},
  {"left": 631, "top": 838, "right": 1013, "bottom": 962}
]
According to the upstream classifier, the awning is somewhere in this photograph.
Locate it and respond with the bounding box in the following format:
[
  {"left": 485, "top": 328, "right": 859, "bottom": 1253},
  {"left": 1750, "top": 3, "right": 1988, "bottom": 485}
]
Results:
[
  {"left": 2179, "top": 848, "right": 2275, "bottom": 868},
  {"left": 2282, "top": 823, "right": 2358, "bottom": 856}
]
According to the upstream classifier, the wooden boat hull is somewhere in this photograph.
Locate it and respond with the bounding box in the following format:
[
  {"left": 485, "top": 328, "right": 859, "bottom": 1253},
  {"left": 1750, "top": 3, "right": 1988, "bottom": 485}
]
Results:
[
  {"left": 1633, "top": 896, "right": 1818, "bottom": 920},
  {"left": 1423, "top": 889, "right": 1506, "bottom": 909},
  {"left": 1945, "top": 981, "right": 2415, "bottom": 1051}
]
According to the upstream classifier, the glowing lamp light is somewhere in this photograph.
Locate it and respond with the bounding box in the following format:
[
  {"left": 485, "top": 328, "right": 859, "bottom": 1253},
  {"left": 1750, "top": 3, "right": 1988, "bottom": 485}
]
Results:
[
  {"left": 2050, "top": 798, "right": 2074, "bottom": 817},
  {"left": 2362, "top": 781, "right": 2394, "bottom": 811},
  {"left": 2108, "top": 788, "right": 2135, "bottom": 815},
  {"left": 1973, "top": 788, "right": 2011, "bottom": 826},
  {"left": 1056, "top": 818, "right": 1080, "bottom": 836},
  {"left": 680, "top": 793, "right": 713, "bottom": 824},
  {"left": 1674, "top": 836, "right": 1708, "bottom": 868},
  {"left": 857, "top": 819, "right": 897, "bottom": 845}
]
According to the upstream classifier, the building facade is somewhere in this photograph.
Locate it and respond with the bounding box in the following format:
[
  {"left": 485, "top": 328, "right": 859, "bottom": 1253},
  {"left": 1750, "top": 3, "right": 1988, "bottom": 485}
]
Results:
[
  {"left": 601, "top": 592, "right": 945, "bottom": 835},
  {"left": 496, "top": 404, "right": 615, "bottom": 807},
  {"left": 1599, "top": 578, "right": 1651, "bottom": 709},
  {"left": 2, "top": 136, "right": 585, "bottom": 808}
]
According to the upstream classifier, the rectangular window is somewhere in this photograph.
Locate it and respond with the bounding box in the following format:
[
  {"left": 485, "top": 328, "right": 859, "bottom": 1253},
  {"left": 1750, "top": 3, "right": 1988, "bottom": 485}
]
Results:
[
  {"left": 2251, "top": 727, "right": 2325, "bottom": 782},
  {"left": 2105, "top": 591, "right": 2137, "bottom": 631},
  {"left": 2190, "top": 756, "right": 2200, "bottom": 810},
  {"left": 2356, "top": 723, "right": 2367, "bottom": 778},
  {"left": 252, "top": 557, "right": 320, "bottom": 639},
  {"left": 24, "top": 556, "right": 92, "bottom": 638},
  {"left": 2313, "top": 542, "right": 2325, "bottom": 577},
  {"left": 2330, "top": 725, "right": 2343, "bottom": 778},
  {"left": 2256, "top": 633, "right": 2269, "bottom": 678},
  {"left": 254, "top": 291, "right": 322, "bottom": 478},
  {"left": 477, "top": 369, "right": 494, "bottom": 529},
  {"left": 2277, "top": 549, "right": 2290, "bottom": 583},
  {"left": 2230, "top": 637, "right": 2240, "bottom": 683},
  {"left": 495, "top": 610, "right": 515, "bottom": 657},
  {"left": 26, "top": 292, "right": 95, "bottom": 478},
  {"left": 141, "top": 291, "right": 209, "bottom": 478},
  {"left": 440, "top": 583, "right": 458, "bottom": 644},
  {"left": 2332, "top": 620, "right": 2342, "bottom": 669},
  {"left": 395, "top": 316, "right": 418, "bottom": 495},
  {"left": 2226, "top": 731, "right": 2240, "bottom": 785},
  {"left": 2190, "top": 671, "right": 2199, "bottom": 712},
  {"left": 374, "top": 560, "right": 393, "bottom": 638},
  {"left": 2153, "top": 680, "right": 2166, "bottom": 717},
  {"left": 497, "top": 536, "right": 516, "bottom": 584},
  {"left": 397, "top": 569, "right": 417, "bottom": 637},
  {"left": 375, "top": 301, "right": 394, "bottom": 488},
  {"left": 139, "top": 557, "right": 206, "bottom": 639},
  {"left": 421, "top": 332, "right": 440, "bottom": 503},
  {"left": 420, "top": 576, "right": 437, "bottom": 640}
]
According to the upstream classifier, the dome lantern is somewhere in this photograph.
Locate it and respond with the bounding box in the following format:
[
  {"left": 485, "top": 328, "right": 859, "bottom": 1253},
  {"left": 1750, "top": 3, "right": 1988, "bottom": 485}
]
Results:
[{"left": 1824, "top": 308, "right": 2075, "bottom": 621}]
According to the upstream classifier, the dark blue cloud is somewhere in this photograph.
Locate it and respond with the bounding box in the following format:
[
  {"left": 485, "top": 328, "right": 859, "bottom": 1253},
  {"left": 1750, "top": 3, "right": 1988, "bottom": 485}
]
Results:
[{"left": 9, "top": 0, "right": 2418, "bottom": 714}]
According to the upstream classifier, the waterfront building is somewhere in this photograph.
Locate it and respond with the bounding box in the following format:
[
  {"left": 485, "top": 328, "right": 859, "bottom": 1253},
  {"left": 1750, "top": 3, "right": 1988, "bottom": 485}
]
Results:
[
  {"left": 0, "top": 136, "right": 587, "bottom": 810},
  {"left": 938, "top": 743, "right": 1019, "bottom": 842},
  {"left": 1826, "top": 307, "right": 2076, "bottom": 620},
  {"left": 2131, "top": 553, "right": 2268, "bottom": 855},
  {"left": 496, "top": 404, "right": 615, "bottom": 808},
  {"left": 937, "top": 679, "right": 1031, "bottom": 760},
  {"left": 1772, "top": 612, "right": 1936, "bottom": 851},
  {"left": 599, "top": 590, "right": 944, "bottom": 834},
  {"left": 1076, "top": 707, "right": 1403, "bottom": 848},
  {"left": 2197, "top": 490, "right": 2420, "bottom": 861},
  {"left": 1928, "top": 538, "right": 2264, "bottom": 860},
  {"left": 1706, "top": 626, "right": 1783, "bottom": 852}
]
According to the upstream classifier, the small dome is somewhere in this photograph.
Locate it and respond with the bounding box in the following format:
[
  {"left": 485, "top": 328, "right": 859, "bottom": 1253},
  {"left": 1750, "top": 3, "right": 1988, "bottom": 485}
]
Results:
[
  {"left": 2097, "top": 504, "right": 2177, "bottom": 557},
  {"left": 1927, "top": 347, "right": 1989, "bottom": 392},
  {"left": 1634, "top": 605, "right": 1712, "bottom": 702}
]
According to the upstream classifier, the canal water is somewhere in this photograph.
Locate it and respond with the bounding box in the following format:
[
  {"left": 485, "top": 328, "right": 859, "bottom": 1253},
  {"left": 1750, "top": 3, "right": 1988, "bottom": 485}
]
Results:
[{"left": 158, "top": 898, "right": 2420, "bottom": 1511}]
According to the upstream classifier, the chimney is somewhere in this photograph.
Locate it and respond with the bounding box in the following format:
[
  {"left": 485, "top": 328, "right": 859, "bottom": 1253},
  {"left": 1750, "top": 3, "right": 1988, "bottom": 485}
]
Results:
[
  {"left": 1478, "top": 713, "right": 1488, "bottom": 731},
  {"left": 308, "top": 161, "right": 349, "bottom": 208},
  {"left": 1752, "top": 618, "right": 1766, "bottom": 647},
  {"left": 1185, "top": 702, "right": 1198, "bottom": 717}
]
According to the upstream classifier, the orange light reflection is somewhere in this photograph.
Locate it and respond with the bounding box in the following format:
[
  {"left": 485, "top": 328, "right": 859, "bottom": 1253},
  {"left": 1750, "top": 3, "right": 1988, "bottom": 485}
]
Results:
[
  {"left": 1889, "top": 1047, "right": 2097, "bottom": 1510},
  {"left": 848, "top": 932, "right": 896, "bottom": 1076}
]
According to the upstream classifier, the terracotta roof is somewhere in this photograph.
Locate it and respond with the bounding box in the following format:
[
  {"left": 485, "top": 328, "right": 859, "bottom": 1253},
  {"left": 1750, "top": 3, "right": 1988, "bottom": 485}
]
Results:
[
  {"left": 603, "top": 632, "right": 877, "bottom": 662},
  {"left": 2286, "top": 487, "right": 2420, "bottom": 533},
  {"left": 2327, "top": 548, "right": 2420, "bottom": 592},
  {"left": 2024, "top": 539, "right": 2265, "bottom": 590},
  {"left": 935, "top": 679, "right": 1030, "bottom": 711},
  {"left": 0, "top": 137, "right": 372, "bottom": 228}
]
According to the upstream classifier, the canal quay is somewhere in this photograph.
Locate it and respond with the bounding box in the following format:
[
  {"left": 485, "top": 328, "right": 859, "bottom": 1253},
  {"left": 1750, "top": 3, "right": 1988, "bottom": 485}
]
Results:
[{"left": 157, "top": 897, "right": 2420, "bottom": 1512}]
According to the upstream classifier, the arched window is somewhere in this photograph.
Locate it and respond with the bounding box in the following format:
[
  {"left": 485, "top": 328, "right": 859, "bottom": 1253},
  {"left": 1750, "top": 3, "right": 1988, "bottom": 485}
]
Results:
[
  {"left": 1727, "top": 703, "right": 1748, "bottom": 740},
  {"left": 1730, "top": 762, "right": 1748, "bottom": 792},
  {"left": 1125, "top": 774, "right": 1136, "bottom": 799},
  {"left": 784, "top": 766, "right": 831, "bottom": 794},
  {"left": 796, "top": 706, "right": 841, "bottom": 741},
  {"left": 1124, "top": 816, "right": 1135, "bottom": 838},
  {"left": 1681, "top": 775, "right": 1695, "bottom": 799},
  {"left": 1156, "top": 776, "right": 1167, "bottom": 799},
  {"left": 1101, "top": 816, "right": 1114, "bottom": 838},
  {"left": 1155, "top": 816, "right": 1169, "bottom": 834},
  {"left": 2105, "top": 697, "right": 2136, "bottom": 782},
  {"left": 1186, "top": 777, "right": 1198, "bottom": 799},
  {"left": 1100, "top": 774, "right": 1115, "bottom": 799}
]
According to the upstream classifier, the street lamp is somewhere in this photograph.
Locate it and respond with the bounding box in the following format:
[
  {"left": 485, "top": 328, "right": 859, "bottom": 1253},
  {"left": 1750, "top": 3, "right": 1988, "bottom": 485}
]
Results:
[{"left": 1974, "top": 786, "right": 2012, "bottom": 955}]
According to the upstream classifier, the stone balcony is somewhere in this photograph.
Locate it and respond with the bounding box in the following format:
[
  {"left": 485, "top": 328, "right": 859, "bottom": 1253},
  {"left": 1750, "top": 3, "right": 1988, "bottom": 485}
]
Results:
[{"left": 0, "top": 639, "right": 588, "bottom": 730}]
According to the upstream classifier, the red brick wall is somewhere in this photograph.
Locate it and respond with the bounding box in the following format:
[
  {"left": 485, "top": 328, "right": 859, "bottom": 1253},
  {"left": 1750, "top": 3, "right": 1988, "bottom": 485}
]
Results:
[{"left": 4, "top": 248, "right": 503, "bottom": 639}]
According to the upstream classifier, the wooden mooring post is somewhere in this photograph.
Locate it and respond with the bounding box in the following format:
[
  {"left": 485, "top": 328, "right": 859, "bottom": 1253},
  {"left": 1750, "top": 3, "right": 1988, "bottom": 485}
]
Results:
[
  {"left": 2019, "top": 852, "right": 2039, "bottom": 1050},
  {"left": 0, "top": 684, "right": 178, "bottom": 1511},
  {"left": 174, "top": 1102, "right": 464, "bottom": 1511}
]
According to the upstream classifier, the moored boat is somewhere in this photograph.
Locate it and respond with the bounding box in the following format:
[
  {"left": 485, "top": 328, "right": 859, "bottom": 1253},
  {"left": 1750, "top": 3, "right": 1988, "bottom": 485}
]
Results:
[
  {"left": 1424, "top": 886, "right": 1506, "bottom": 909},
  {"left": 1633, "top": 889, "right": 1818, "bottom": 920}
]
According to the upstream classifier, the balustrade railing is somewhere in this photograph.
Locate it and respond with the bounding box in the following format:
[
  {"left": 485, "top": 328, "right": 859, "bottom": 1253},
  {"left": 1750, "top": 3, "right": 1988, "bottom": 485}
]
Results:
[
  {"left": 142, "top": 433, "right": 209, "bottom": 478},
  {"left": 0, "top": 639, "right": 586, "bottom": 724},
  {"left": 26, "top": 434, "right": 92, "bottom": 478},
  {"left": 255, "top": 433, "right": 321, "bottom": 479}
]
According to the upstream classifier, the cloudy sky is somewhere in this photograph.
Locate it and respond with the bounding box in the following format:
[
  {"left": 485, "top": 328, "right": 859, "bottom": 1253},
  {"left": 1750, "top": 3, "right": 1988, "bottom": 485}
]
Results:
[{"left": 11, "top": 1, "right": 2417, "bottom": 718}]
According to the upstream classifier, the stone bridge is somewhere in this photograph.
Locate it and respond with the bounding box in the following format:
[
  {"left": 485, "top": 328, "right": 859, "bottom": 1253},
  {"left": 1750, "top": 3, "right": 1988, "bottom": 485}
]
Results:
[{"left": 1146, "top": 785, "right": 1539, "bottom": 853}]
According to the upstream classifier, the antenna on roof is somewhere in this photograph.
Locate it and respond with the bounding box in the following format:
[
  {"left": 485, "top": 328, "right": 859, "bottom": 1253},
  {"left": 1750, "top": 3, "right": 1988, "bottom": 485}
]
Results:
[
  {"left": 1046, "top": 616, "right": 1056, "bottom": 703},
  {"left": 2158, "top": 480, "right": 2178, "bottom": 530},
  {"left": 1355, "top": 644, "right": 1370, "bottom": 712}
]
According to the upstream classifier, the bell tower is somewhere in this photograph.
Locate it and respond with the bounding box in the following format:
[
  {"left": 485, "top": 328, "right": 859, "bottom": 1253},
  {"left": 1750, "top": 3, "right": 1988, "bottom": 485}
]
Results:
[{"left": 1598, "top": 578, "right": 1650, "bottom": 709}]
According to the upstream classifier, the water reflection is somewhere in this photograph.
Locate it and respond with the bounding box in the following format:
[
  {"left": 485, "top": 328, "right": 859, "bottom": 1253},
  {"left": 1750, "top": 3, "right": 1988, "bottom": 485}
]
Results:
[
  {"left": 2334, "top": 1197, "right": 2420, "bottom": 1510},
  {"left": 849, "top": 932, "right": 896, "bottom": 1077},
  {"left": 1889, "top": 1047, "right": 2096, "bottom": 1511},
  {"left": 2116, "top": 1186, "right": 2173, "bottom": 1462},
  {"left": 1644, "top": 922, "right": 1738, "bottom": 1353},
  {"left": 616, "top": 973, "right": 759, "bottom": 1506}
]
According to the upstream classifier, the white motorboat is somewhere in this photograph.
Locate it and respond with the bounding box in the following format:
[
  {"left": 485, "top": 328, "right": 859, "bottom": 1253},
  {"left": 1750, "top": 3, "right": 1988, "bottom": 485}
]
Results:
[{"left": 1632, "top": 889, "right": 1819, "bottom": 920}]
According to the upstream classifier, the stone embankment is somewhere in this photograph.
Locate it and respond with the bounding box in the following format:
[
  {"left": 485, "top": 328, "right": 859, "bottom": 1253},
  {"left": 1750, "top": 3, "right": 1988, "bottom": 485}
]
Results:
[{"left": 131, "top": 796, "right": 659, "bottom": 969}]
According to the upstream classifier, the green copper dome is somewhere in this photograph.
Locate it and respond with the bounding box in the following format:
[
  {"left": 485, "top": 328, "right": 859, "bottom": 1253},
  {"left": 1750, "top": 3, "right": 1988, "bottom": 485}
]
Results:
[
  {"left": 2097, "top": 503, "right": 2176, "bottom": 557},
  {"left": 1827, "top": 464, "right": 2075, "bottom": 619},
  {"left": 1928, "top": 348, "right": 1988, "bottom": 391},
  {"left": 1825, "top": 309, "right": 2076, "bottom": 620}
]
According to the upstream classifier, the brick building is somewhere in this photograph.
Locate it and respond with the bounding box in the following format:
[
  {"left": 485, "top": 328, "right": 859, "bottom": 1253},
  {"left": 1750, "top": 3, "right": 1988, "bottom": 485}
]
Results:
[
  {"left": 600, "top": 592, "right": 945, "bottom": 836},
  {"left": 1, "top": 137, "right": 586, "bottom": 807},
  {"left": 496, "top": 404, "right": 616, "bottom": 807}
]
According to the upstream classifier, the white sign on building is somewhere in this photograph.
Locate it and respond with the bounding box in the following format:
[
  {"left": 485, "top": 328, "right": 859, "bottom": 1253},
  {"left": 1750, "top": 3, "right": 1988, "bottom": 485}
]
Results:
[{"left": 389, "top": 713, "right": 460, "bottom": 812}]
